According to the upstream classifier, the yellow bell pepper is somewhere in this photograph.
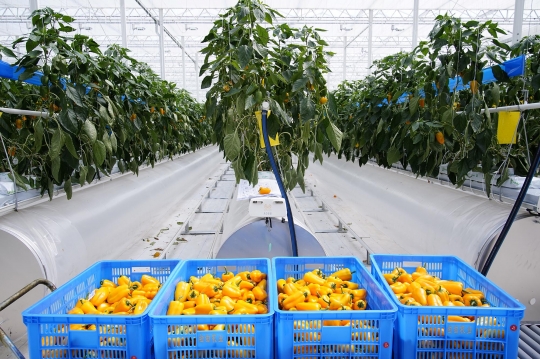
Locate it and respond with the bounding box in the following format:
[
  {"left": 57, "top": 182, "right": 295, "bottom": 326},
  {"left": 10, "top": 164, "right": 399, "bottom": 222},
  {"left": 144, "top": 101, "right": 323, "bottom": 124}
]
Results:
[
  {"left": 221, "top": 267, "right": 235, "bottom": 282},
  {"left": 303, "top": 271, "right": 326, "bottom": 285},
  {"left": 353, "top": 299, "right": 367, "bottom": 310},
  {"left": 276, "top": 279, "right": 286, "bottom": 293},
  {"left": 252, "top": 286, "right": 267, "bottom": 301},
  {"left": 220, "top": 296, "right": 236, "bottom": 312},
  {"left": 463, "top": 294, "right": 481, "bottom": 306},
  {"left": 79, "top": 300, "right": 99, "bottom": 314},
  {"left": 438, "top": 280, "right": 464, "bottom": 296},
  {"left": 113, "top": 298, "right": 134, "bottom": 313},
  {"left": 174, "top": 281, "right": 190, "bottom": 302},
  {"left": 238, "top": 271, "right": 251, "bottom": 281},
  {"left": 141, "top": 274, "right": 160, "bottom": 286},
  {"left": 448, "top": 316, "right": 471, "bottom": 322},
  {"left": 462, "top": 288, "right": 485, "bottom": 299},
  {"left": 318, "top": 295, "right": 330, "bottom": 309},
  {"left": 383, "top": 273, "right": 398, "bottom": 284},
  {"left": 343, "top": 281, "right": 359, "bottom": 290},
  {"left": 107, "top": 285, "right": 130, "bottom": 304},
  {"left": 213, "top": 324, "right": 226, "bottom": 331},
  {"left": 427, "top": 294, "right": 443, "bottom": 306},
  {"left": 295, "top": 302, "right": 321, "bottom": 311},
  {"left": 209, "top": 307, "right": 228, "bottom": 315},
  {"left": 390, "top": 282, "right": 407, "bottom": 294},
  {"left": 117, "top": 275, "right": 130, "bottom": 287},
  {"left": 250, "top": 270, "right": 264, "bottom": 283},
  {"left": 100, "top": 279, "right": 117, "bottom": 288},
  {"left": 90, "top": 287, "right": 110, "bottom": 307},
  {"left": 412, "top": 287, "right": 428, "bottom": 306},
  {"left": 195, "top": 303, "right": 215, "bottom": 315},
  {"left": 68, "top": 307, "right": 84, "bottom": 315},
  {"left": 330, "top": 268, "right": 353, "bottom": 281},
  {"left": 182, "top": 308, "right": 197, "bottom": 315},
  {"left": 282, "top": 291, "right": 306, "bottom": 310},
  {"left": 233, "top": 300, "right": 258, "bottom": 314},
  {"left": 256, "top": 303, "right": 268, "bottom": 314},
  {"left": 133, "top": 300, "right": 148, "bottom": 315},
  {"left": 129, "top": 281, "right": 142, "bottom": 291}
]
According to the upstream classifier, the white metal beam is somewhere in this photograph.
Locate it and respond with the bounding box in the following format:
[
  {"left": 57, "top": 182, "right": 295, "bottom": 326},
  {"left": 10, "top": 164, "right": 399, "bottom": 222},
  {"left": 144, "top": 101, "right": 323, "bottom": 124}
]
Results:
[
  {"left": 513, "top": 0, "right": 525, "bottom": 45},
  {"left": 412, "top": 0, "right": 419, "bottom": 49},
  {"left": 28, "top": 0, "right": 38, "bottom": 13},
  {"left": 120, "top": 0, "right": 127, "bottom": 48},
  {"left": 368, "top": 9, "right": 373, "bottom": 74},
  {"left": 159, "top": 8, "right": 165, "bottom": 79}
]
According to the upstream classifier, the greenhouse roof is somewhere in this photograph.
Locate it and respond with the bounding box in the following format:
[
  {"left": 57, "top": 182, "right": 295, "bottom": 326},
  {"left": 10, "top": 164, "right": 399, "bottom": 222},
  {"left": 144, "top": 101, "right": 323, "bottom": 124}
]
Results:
[{"left": 0, "top": 0, "right": 539, "bottom": 101}]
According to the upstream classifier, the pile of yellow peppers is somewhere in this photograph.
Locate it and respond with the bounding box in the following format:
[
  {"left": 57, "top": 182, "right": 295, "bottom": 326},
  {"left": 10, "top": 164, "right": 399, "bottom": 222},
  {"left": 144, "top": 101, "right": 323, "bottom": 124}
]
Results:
[
  {"left": 276, "top": 267, "right": 368, "bottom": 319},
  {"left": 166, "top": 269, "right": 268, "bottom": 327},
  {"left": 384, "top": 266, "right": 491, "bottom": 322},
  {"left": 66, "top": 274, "right": 162, "bottom": 330}
]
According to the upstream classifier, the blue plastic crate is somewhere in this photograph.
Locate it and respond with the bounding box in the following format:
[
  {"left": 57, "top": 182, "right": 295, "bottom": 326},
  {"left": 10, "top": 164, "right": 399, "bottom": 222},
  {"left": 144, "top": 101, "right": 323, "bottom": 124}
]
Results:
[
  {"left": 22, "top": 259, "right": 180, "bottom": 359},
  {"left": 150, "top": 258, "right": 274, "bottom": 359},
  {"left": 370, "top": 254, "right": 526, "bottom": 359},
  {"left": 272, "top": 256, "right": 397, "bottom": 359}
]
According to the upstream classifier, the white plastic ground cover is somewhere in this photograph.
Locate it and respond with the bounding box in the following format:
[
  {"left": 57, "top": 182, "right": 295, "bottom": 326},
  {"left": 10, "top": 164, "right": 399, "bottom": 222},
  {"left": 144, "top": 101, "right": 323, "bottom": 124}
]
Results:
[{"left": 0, "top": 146, "right": 223, "bottom": 347}]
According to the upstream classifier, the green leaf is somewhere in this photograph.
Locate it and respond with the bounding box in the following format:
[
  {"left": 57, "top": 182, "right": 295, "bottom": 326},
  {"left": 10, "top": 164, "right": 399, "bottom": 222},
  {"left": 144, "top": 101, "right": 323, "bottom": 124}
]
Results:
[
  {"left": 51, "top": 156, "right": 61, "bottom": 182},
  {"left": 103, "top": 133, "right": 112, "bottom": 154},
  {"left": 442, "top": 109, "right": 453, "bottom": 124},
  {"left": 110, "top": 133, "right": 118, "bottom": 152},
  {"left": 64, "top": 178, "right": 72, "bottom": 200},
  {"left": 86, "top": 165, "right": 96, "bottom": 183},
  {"left": 292, "top": 78, "right": 309, "bottom": 93},
  {"left": 264, "top": 12, "right": 273, "bottom": 24},
  {"left": 531, "top": 74, "right": 540, "bottom": 93},
  {"left": 59, "top": 108, "right": 79, "bottom": 134},
  {"left": 300, "top": 98, "right": 315, "bottom": 122},
  {"left": 66, "top": 85, "right": 84, "bottom": 107},
  {"left": 49, "top": 128, "right": 64, "bottom": 159},
  {"left": 491, "top": 83, "right": 500, "bottom": 106},
  {"left": 409, "top": 96, "right": 419, "bottom": 116},
  {"left": 256, "top": 24, "right": 269, "bottom": 45},
  {"left": 1, "top": 46, "right": 16, "bottom": 58},
  {"left": 328, "top": 92, "right": 338, "bottom": 117},
  {"left": 484, "top": 171, "right": 493, "bottom": 198},
  {"left": 492, "top": 39, "right": 511, "bottom": 51},
  {"left": 491, "top": 65, "right": 510, "bottom": 82},
  {"left": 201, "top": 75, "right": 213, "bottom": 89},
  {"left": 8, "top": 172, "right": 28, "bottom": 191},
  {"left": 471, "top": 112, "right": 483, "bottom": 133},
  {"left": 237, "top": 45, "right": 253, "bottom": 69},
  {"left": 387, "top": 146, "right": 401, "bottom": 166},
  {"left": 244, "top": 94, "right": 256, "bottom": 110},
  {"left": 82, "top": 120, "right": 97, "bottom": 144},
  {"left": 47, "top": 177, "right": 54, "bottom": 201},
  {"left": 79, "top": 166, "right": 87, "bottom": 186},
  {"left": 93, "top": 140, "right": 106, "bottom": 166},
  {"left": 325, "top": 121, "right": 343, "bottom": 152},
  {"left": 314, "top": 142, "right": 323, "bottom": 164},
  {"left": 33, "top": 120, "right": 44, "bottom": 151},
  {"left": 64, "top": 134, "right": 79, "bottom": 159},
  {"left": 224, "top": 132, "right": 241, "bottom": 161}
]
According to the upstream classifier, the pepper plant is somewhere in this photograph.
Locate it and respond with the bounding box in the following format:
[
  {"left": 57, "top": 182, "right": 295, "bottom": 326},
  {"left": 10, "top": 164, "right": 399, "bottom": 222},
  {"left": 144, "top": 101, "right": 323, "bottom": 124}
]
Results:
[
  {"left": 200, "top": 0, "right": 341, "bottom": 191},
  {"left": 0, "top": 8, "right": 209, "bottom": 200},
  {"left": 334, "top": 15, "right": 539, "bottom": 197}
]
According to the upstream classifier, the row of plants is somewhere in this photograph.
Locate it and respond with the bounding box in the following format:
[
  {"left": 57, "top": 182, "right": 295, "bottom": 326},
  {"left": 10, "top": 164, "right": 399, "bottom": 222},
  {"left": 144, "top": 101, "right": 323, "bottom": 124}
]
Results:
[
  {"left": 0, "top": 7, "right": 210, "bottom": 200},
  {"left": 333, "top": 15, "right": 540, "bottom": 196},
  {"left": 200, "top": 0, "right": 342, "bottom": 191}
]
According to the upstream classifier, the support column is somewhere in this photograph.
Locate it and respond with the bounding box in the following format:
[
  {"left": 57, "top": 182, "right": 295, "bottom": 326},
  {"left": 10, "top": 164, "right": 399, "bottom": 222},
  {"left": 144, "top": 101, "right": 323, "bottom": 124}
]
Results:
[
  {"left": 343, "top": 36, "right": 347, "bottom": 82},
  {"left": 195, "top": 51, "right": 199, "bottom": 101},
  {"left": 512, "top": 0, "right": 525, "bottom": 45},
  {"left": 29, "top": 0, "right": 39, "bottom": 12},
  {"left": 120, "top": 0, "right": 127, "bottom": 48},
  {"left": 367, "top": 9, "right": 373, "bottom": 74},
  {"left": 182, "top": 36, "right": 186, "bottom": 89},
  {"left": 412, "top": 0, "right": 419, "bottom": 49},
  {"left": 159, "top": 8, "right": 165, "bottom": 79}
]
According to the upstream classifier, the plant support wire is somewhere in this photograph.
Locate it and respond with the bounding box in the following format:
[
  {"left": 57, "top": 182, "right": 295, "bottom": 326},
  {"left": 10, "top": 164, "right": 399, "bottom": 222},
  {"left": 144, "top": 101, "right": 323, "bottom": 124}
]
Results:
[{"left": 261, "top": 102, "right": 298, "bottom": 257}]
